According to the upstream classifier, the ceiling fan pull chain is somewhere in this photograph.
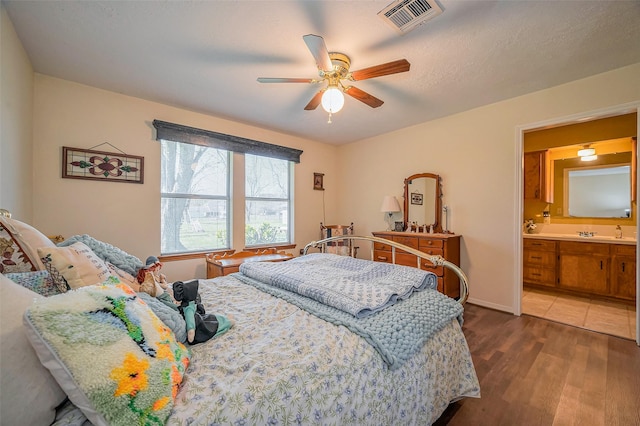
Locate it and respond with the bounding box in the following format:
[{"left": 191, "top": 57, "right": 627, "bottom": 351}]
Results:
[{"left": 327, "top": 111, "right": 333, "bottom": 124}]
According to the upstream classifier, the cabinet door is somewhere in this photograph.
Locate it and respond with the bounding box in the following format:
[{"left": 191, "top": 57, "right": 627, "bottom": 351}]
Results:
[
  {"left": 612, "top": 256, "right": 636, "bottom": 300},
  {"left": 558, "top": 254, "right": 609, "bottom": 295},
  {"left": 524, "top": 150, "right": 553, "bottom": 203}
]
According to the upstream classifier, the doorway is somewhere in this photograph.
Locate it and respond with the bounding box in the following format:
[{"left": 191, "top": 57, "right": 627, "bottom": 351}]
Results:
[{"left": 515, "top": 102, "right": 640, "bottom": 345}]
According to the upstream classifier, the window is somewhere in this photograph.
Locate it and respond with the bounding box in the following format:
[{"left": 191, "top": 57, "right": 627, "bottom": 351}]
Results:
[
  {"left": 245, "top": 154, "right": 292, "bottom": 246},
  {"left": 161, "top": 140, "right": 230, "bottom": 254},
  {"left": 153, "top": 120, "right": 302, "bottom": 255}
]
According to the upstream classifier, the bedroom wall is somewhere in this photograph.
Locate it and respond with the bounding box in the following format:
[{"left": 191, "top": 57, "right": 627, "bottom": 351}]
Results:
[
  {"left": 0, "top": 4, "right": 34, "bottom": 221},
  {"left": 31, "top": 74, "right": 339, "bottom": 280},
  {"left": 336, "top": 63, "right": 640, "bottom": 312}
]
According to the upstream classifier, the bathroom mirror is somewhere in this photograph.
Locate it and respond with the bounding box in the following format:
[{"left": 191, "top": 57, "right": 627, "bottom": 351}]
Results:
[
  {"left": 403, "top": 173, "right": 442, "bottom": 232},
  {"left": 554, "top": 152, "right": 633, "bottom": 219}
]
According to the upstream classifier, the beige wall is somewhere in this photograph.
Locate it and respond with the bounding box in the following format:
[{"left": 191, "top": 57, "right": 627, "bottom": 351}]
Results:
[
  {"left": 337, "top": 63, "right": 640, "bottom": 312},
  {"left": 1, "top": 5, "right": 34, "bottom": 220},
  {"left": 31, "top": 74, "right": 339, "bottom": 280}
]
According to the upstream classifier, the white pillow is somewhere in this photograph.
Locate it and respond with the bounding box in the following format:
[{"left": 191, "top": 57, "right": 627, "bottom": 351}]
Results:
[
  {"left": 0, "top": 274, "right": 66, "bottom": 425},
  {"left": 37, "top": 242, "right": 111, "bottom": 289}
]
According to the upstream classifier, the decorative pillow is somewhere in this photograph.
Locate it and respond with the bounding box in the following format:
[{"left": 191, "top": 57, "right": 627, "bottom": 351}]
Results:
[
  {"left": 23, "top": 280, "right": 191, "bottom": 426},
  {"left": 0, "top": 219, "right": 38, "bottom": 273},
  {"left": 137, "top": 292, "right": 187, "bottom": 343},
  {"left": 58, "top": 234, "right": 144, "bottom": 276},
  {"left": 0, "top": 215, "right": 55, "bottom": 271},
  {"left": 4, "top": 270, "right": 63, "bottom": 297},
  {"left": 37, "top": 242, "right": 111, "bottom": 290},
  {"left": 0, "top": 275, "right": 67, "bottom": 425}
]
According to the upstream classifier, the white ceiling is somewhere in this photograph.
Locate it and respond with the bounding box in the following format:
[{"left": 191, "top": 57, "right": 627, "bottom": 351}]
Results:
[{"left": 4, "top": 0, "right": 640, "bottom": 145}]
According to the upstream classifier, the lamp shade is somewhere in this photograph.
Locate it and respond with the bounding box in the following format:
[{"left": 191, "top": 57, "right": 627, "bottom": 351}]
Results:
[
  {"left": 380, "top": 195, "right": 401, "bottom": 213},
  {"left": 321, "top": 87, "right": 344, "bottom": 113}
]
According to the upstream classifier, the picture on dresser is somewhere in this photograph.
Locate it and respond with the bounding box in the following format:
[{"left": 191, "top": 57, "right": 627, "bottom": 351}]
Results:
[
  {"left": 411, "top": 192, "right": 423, "bottom": 205},
  {"left": 394, "top": 221, "right": 404, "bottom": 232}
]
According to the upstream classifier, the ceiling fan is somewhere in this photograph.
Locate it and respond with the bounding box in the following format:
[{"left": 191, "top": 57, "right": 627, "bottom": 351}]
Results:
[{"left": 257, "top": 34, "right": 410, "bottom": 120}]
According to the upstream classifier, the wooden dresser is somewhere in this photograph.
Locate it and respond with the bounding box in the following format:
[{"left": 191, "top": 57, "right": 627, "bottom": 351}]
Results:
[
  {"left": 371, "top": 231, "right": 462, "bottom": 299},
  {"left": 206, "top": 248, "right": 294, "bottom": 278}
]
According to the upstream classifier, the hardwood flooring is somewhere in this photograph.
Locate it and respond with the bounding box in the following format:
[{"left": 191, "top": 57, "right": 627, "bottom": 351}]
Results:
[{"left": 434, "top": 304, "right": 640, "bottom": 426}]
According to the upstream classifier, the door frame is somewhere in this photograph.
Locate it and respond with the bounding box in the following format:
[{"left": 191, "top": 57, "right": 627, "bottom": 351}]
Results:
[{"left": 514, "top": 101, "right": 640, "bottom": 345}]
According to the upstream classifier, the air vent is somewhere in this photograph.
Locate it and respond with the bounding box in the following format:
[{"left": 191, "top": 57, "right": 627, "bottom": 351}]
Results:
[{"left": 378, "top": 0, "right": 443, "bottom": 34}]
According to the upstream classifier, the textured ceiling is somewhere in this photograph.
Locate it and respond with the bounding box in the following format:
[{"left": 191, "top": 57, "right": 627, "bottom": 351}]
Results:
[{"left": 4, "top": 0, "right": 640, "bottom": 145}]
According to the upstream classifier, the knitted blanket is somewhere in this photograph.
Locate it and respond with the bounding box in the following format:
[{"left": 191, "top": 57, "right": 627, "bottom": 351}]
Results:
[
  {"left": 233, "top": 272, "right": 463, "bottom": 370},
  {"left": 239, "top": 253, "right": 437, "bottom": 318}
]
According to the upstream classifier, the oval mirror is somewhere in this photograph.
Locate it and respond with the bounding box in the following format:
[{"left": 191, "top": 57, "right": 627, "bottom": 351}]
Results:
[{"left": 403, "top": 173, "right": 442, "bottom": 232}]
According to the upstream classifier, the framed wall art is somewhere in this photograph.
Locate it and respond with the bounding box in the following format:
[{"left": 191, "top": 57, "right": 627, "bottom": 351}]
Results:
[
  {"left": 411, "top": 192, "right": 423, "bottom": 205},
  {"left": 314, "top": 172, "right": 325, "bottom": 191},
  {"left": 62, "top": 146, "right": 144, "bottom": 184}
]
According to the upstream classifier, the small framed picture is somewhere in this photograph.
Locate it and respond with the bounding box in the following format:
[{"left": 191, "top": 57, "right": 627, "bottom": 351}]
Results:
[
  {"left": 411, "top": 192, "right": 423, "bottom": 205},
  {"left": 314, "top": 172, "right": 324, "bottom": 191},
  {"left": 394, "top": 221, "right": 405, "bottom": 232}
]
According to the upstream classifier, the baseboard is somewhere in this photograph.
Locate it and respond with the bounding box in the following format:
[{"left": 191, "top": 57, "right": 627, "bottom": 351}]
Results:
[{"left": 466, "top": 297, "right": 514, "bottom": 314}]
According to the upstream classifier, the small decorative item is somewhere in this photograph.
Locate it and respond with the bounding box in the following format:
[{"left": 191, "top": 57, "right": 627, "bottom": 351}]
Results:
[
  {"left": 62, "top": 145, "right": 144, "bottom": 184},
  {"left": 524, "top": 219, "right": 537, "bottom": 234},
  {"left": 313, "top": 172, "right": 324, "bottom": 191},
  {"left": 410, "top": 192, "right": 423, "bottom": 205},
  {"left": 394, "top": 221, "right": 404, "bottom": 232}
]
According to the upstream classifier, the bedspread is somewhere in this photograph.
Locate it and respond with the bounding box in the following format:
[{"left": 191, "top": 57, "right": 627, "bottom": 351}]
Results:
[
  {"left": 234, "top": 272, "right": 463, "bottom": 370},
  {"left": 239, "top": 253, "right": 437, "bottom": 318},
  {"left": 166, "top": 275, "right": 480, "bottom": 426}
]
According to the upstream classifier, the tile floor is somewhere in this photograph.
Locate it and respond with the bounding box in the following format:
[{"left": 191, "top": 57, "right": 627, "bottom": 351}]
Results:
[{"left": 522, "top": 287, "right": 637, "bottom": 340}]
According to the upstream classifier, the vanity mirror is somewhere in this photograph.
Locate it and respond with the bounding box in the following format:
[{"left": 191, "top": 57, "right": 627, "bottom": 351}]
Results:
[{"left": 403, "top": 173, "right": 443, "bottom": 232}]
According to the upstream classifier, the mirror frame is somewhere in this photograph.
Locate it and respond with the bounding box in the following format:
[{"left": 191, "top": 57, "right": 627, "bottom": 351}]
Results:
[{"left": 403, "top": 172, "right": 442, "bottom": 232}]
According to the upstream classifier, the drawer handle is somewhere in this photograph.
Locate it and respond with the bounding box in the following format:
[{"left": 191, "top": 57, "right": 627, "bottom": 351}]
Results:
[
  {"left": 426, "top": 241, "right": 433, "bottom": 245},
  {"left": 377, "top": 256, "right": 388, "bottom": 261},
  {"left": 531, "top": 256, "right": 542, "bottom": 260},
  {"left": 622, "top": 262, "right": 625, "bottom": 272},
  {"left": 531, "top": 273, "right": 541, "bottom": 277},
  {"left": 422, "top": 263, "right": 436, "bottom": 269}
]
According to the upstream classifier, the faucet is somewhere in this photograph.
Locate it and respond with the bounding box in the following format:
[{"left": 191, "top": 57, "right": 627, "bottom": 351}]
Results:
[{"left": 577, "top": 231, "right": 597, "bottom": 237}]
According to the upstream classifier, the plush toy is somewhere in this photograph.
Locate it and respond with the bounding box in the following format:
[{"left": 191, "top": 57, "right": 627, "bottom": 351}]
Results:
[
  {"left": 172, "top": 279, "right": 233, "bottom": 344},
  {"left": 136, "top": 256, "right": 175, "bottom": 309}
]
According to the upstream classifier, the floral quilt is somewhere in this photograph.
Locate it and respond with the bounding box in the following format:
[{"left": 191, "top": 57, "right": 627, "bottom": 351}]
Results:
[{"left": 166, "top": 275, "right": 480, "bottom": 425}]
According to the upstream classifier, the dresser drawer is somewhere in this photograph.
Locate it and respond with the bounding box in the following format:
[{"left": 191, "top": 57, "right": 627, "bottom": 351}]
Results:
[
  {"left": 373, "top": 249, "right": 392, "bottom": 263},
  {"left": 419, "top": 247, "right": 443, "bottom": 257},
  {"left": 374, "top": 241, "right": 393, "bottom": 251},
  {"left": 418, "top": 239, "right": 444, "bottom": 250},
  {"left": 558, "top": 241, "right": 610, "bottom": 255},
  {"left": 392, "top": 236, "right": 419, "bottom": 250},
  {"left": 419, "top": 259, "right": 444, "bottom": 277}
]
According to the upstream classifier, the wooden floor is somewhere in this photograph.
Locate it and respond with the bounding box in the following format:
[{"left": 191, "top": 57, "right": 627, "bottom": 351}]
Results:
[{"left": 434, "top": 304, "right": 640, "bottom": 426}]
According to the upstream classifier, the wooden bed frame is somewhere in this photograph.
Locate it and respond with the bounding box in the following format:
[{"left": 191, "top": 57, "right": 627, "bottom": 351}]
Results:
[{"left": 303, "top": 235, "right": 469, "bottom": 305}]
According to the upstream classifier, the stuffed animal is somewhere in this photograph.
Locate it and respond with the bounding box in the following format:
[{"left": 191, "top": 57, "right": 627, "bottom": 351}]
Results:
[
  {"left": 136, "top": 256, "right": 175, "bottom": 309},
  {"left": 172, "top": 279, "right": 233, "bottom": 344}
]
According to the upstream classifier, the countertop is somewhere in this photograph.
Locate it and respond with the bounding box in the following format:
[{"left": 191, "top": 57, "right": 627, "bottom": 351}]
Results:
[{"left": 523, "top": 232, "right": 636, "bottom": 245}]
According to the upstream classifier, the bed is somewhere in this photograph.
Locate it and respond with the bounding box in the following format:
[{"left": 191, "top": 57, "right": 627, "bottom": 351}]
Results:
[{"left": 0, "top": 213, "right": 480, "bottom": 426}]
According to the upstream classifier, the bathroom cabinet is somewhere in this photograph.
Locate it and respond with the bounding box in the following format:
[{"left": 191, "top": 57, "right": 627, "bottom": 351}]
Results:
[
  {"left": 557, "top": 241, "right": 609, "bottom": 296},
  {"left": 611, "top": 244, "right": 636, "bottom": 301},
  {"left": 523, "top": 239, "right": 556, "bottom": 288},
  {"left": 523, "top": 237, "right": 636, "bottom": 301},
  {"left": 524, "top": 150, "right": 553, "bottom": 203}
]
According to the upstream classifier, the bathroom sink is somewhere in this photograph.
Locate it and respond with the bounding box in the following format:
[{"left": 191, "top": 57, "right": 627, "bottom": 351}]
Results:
[{"left": 524, "top": 232, "right": 636, "bottom": 244}]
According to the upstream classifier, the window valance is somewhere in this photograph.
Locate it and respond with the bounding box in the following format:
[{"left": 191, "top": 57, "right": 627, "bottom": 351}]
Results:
[{"left": 152, "top": 120, "right": 303, "bottom": 163}]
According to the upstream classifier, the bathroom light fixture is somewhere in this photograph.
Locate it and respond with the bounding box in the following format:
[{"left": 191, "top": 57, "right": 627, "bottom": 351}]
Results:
[
  {"left": 380, "top": 195, "right": 401, "bottom": 231},
  {"left": 578, "top": 145, "right": 597, "bottom": 162}
]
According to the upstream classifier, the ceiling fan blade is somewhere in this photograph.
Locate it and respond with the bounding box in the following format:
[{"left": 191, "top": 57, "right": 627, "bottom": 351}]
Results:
[
  {"left": 257, "top": 77, "right": 315, "bottom": 83},
  {"left": 304, "top": 90, "right": 325, "bottom": 110},
  {"left": 344, "top": 86, "right": 384, "bottom": 108},
  {"left": 350, "top": 59, "right": 410, "bottom": 81},
  {"left": 303, "top": 34, "right": 333, "bottom": 71}
]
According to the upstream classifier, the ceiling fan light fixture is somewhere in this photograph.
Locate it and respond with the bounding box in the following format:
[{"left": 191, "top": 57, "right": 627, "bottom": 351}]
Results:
[
  {"left": 321, "top": 87, "right": 344, "bottom": 114},
  {"left": 577, "top": 147, "right": 596, "bottom": 157}
]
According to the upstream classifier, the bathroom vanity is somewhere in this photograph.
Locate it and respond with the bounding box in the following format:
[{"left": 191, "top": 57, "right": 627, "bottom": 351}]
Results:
[{"left": 523, "top": 234, "right": 636, "bottom": 302}]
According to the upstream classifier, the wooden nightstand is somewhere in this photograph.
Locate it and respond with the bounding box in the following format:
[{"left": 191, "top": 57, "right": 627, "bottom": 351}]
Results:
[{"left": 206, "top": 248, "right": 294, "bottom": 278}]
